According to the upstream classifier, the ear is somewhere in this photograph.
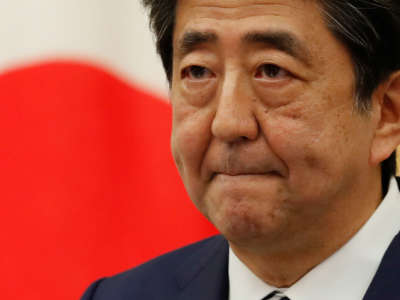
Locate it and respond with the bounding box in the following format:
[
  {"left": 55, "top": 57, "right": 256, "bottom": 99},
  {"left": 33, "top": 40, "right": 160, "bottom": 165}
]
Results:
[{"left": 370, "top": 71, "right": 400, "bottom": 166}]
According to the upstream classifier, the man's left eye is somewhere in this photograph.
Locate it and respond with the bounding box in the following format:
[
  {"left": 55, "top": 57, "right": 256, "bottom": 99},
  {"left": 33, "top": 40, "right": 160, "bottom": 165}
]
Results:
[{"left": 255, "top": 64, "right": 289, "bottom": 80}]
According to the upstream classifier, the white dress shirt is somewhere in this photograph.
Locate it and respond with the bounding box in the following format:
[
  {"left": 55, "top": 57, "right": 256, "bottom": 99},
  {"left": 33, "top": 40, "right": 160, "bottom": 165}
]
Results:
[{"left": 229, "top": 177, "right": 400, "bottom": 300}]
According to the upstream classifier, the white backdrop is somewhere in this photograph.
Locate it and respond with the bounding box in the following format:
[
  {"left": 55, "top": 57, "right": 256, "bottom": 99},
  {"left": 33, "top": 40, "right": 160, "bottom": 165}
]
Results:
[{"left": 0, "top": 0, "right": 167, "bottom": 96}]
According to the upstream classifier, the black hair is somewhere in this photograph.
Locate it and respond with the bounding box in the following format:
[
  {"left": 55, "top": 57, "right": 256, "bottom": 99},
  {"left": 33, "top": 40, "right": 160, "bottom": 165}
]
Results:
[{"left": 141, "top": 0, "right": 175, "bottom": 83}]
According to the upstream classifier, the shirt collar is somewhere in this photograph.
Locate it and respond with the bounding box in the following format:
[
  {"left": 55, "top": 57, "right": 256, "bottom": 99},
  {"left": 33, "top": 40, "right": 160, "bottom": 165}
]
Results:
[
  {"left": 229, "top": 177, "right": 400, "bottom": 300},
  {"left": 229, "top": 246, "right": 276, "bottom": 300}
]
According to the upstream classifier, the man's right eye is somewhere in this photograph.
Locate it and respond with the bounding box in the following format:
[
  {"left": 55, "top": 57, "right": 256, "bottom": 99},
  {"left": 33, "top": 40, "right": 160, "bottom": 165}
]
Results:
[{"left": 181, "top": 65, "right": 214, "bottom": 80}]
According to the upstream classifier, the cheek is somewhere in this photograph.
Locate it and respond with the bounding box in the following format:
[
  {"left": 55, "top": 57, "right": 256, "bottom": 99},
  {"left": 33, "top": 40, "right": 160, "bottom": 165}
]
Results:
[
  {"left": 261, "top": 99, "right": 371, "bottom": 204},
  {"left": 260, "top": 102, "right": 345, "bottom": 178},
  {"left": 171, "top": 103, "right": 212, "bottom": 180},
  {"left": 261, "top": 91, "right": 351, "bottom": 162},
  {"left": 259, "top": 102, "right": 321, "bottom": 160},
  {"left": 260, "top": 119, "right": 330, "bottom": 206},
  {"left": 266, "top": 118, "right": 320, "bottom": 169}
]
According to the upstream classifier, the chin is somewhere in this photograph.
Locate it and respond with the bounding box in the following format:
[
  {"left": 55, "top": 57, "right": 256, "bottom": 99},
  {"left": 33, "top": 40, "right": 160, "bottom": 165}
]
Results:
[{"left": 207, "top": 201, "right": 288, "bottom": 247}]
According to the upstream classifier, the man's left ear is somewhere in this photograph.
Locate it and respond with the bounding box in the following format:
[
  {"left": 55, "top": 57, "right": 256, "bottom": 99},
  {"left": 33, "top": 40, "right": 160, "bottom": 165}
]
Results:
[{"left": 370, "top": 71, "right": 400, "bottom": 166}]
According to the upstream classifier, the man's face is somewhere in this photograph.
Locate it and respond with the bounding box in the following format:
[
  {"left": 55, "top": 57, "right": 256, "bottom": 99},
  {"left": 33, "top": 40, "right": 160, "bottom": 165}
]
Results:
[{"left": 170, "top": 0, "right": 379, "bottom": 247}]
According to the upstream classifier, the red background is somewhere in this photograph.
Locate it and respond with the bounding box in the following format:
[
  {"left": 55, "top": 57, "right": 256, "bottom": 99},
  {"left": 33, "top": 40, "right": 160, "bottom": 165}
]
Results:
[{"left": 0, "top": 61, "right": 217, "bottom": 299}]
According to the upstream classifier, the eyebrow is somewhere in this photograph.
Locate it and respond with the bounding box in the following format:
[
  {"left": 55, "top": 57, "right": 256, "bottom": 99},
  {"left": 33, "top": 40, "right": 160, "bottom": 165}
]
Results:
[
  {"left": 176, "top": 30, "right": 311, "bottom": 66},
  {"left": 243, "top": 31, "right": 311, "bottom": 66},
  {"left": 176, "top": 31, "right": 217, "bottom": 57}
]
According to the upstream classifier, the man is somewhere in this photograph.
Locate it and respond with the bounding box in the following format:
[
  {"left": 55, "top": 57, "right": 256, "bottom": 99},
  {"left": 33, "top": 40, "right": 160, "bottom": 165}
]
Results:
[{"left": 81, "top": 1, "right": 400, "bottom": 299}]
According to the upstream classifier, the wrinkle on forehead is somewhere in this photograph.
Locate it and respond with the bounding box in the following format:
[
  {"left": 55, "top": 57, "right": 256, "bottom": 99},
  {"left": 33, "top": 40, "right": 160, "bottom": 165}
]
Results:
[
  {"left": 177, "top": 0, "right": 312, "bottom": 17},
  {"left": 176, "top": 0, "right": 321, "bottom": 30},
  {"left": 182, "top": 0, "right": 306, "bottom": 8}
]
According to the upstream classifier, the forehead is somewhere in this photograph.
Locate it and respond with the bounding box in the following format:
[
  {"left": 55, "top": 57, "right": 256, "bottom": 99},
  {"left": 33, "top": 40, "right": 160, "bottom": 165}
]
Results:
[
  {"left": 173, "top": 0, "right": 332, "bottom": 54},
  {"left": 174, "top": 0, "right": 324, "bottom": 30},
  {"left": 176, "top": 0, "right": 315, "bottom": 17}
]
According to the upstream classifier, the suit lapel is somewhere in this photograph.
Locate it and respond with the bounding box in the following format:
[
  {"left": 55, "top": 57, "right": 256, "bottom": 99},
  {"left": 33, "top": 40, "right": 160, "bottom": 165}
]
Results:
[
  {"left": 173, "top": 231, "right": 400, "bottom": 300},
  {"left": 363, "top": 232, "right": 400, "bottom": 300},
  {"left": 175, "top": 235, "right": 229, "bottom": 300}
]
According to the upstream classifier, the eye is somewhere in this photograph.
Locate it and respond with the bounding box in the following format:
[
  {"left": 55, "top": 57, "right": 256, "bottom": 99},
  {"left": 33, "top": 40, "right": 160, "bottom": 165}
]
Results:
[
  {"left": 255, "top": 64, "right": 289, "bottom": 80},
  {"left": 181, "top": 65, "right": 214, "bottom": 80}
]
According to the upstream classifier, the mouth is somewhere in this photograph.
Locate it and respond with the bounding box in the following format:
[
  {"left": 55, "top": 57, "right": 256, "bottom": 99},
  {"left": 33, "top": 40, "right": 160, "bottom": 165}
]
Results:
[{"left": 210, "top": 170, "right": 282, "bottom": 180}]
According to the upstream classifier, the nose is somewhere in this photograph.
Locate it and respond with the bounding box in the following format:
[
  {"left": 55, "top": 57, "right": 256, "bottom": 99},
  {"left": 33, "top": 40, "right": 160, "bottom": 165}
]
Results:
[{"left": 211, "top": 75, "right": 259, "bottom": 142}]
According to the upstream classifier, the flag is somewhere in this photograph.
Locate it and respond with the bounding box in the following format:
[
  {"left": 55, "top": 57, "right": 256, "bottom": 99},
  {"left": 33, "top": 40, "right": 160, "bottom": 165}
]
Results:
[{"left": 0, "top": 1, "right": 217, "bottom": 299}]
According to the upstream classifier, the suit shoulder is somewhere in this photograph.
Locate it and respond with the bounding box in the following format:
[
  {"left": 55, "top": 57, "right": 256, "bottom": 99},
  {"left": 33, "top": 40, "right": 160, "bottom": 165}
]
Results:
[
  {"left": 117, "top": 234, "right": 225, "bottom": 279},
  {"left": 81, "top": 235, "right": 226, "bottom": 300}
]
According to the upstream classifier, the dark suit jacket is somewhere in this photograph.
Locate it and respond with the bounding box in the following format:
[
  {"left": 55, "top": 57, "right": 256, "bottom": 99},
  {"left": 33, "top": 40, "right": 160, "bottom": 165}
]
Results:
[{"left": 81, "top": 232, "right": 400, "bottom": 300}]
